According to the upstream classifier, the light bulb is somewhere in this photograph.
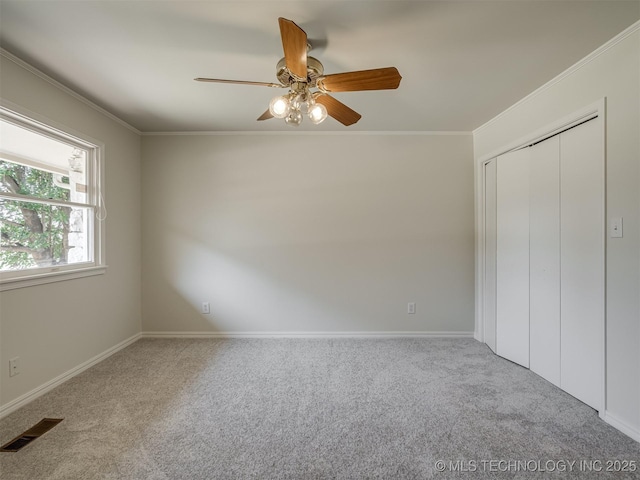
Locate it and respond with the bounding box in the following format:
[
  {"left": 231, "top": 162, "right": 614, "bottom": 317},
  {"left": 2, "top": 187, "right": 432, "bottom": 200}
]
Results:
[
  {"left": 269, "top": 96, "right": 290, "bottom": 118},
  {"left": 285, "top": 109, "right": 303, "bottom": 127},
  {"left": 308, "top": 103, "right": 328, "bottom": 124}
]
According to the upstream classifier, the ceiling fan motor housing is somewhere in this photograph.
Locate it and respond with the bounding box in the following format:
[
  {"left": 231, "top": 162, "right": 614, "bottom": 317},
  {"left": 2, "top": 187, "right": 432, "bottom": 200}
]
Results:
[{"left": 276, "top": 56, "right": 324, "bottom": 87}]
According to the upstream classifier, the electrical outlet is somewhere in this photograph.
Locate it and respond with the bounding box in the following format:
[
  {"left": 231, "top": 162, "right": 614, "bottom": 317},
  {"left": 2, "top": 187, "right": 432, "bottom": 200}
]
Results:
[
  {"left": 407, "top": 302, "right": 416, "bottom": 314},
  {"left": 201, "top": 302, "right": 210, "bottom": 314},
  {"left": 9, "top": 357, "right": 20, "bottom": 377}
]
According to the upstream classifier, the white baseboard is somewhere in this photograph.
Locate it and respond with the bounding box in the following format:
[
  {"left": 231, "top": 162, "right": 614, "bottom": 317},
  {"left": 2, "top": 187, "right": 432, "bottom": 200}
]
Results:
[
  {"left": 0, "top": 333, "right": 141, "bottom": 419},
  {"left": 141, "top": 331, "right": 475, "bottom": 339},
  {"left": 602, "top": 411, "right": 640, "bottom": 443}
]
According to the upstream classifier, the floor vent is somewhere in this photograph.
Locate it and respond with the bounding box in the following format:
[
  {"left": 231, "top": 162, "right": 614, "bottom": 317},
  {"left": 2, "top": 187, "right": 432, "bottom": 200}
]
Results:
[{"left": 1, "top": 418, "right": 63, "bottom": 452}]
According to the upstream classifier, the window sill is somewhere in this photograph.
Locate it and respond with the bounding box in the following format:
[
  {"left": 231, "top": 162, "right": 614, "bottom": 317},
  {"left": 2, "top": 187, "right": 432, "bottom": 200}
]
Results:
[{"left": 0, "top": 265, "right": 107, "bottom": 292}]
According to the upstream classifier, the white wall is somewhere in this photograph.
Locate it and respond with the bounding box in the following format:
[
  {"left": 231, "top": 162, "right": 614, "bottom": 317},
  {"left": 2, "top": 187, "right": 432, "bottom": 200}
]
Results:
[
  {"left": 473, "top": 25, "right": 640, "bottom": 439},
  {"left": 0, "top": 54, "right": 142, "bottom": 409},
  {"left": 142, "top": 133, "right": 474, "bottom": 334}
]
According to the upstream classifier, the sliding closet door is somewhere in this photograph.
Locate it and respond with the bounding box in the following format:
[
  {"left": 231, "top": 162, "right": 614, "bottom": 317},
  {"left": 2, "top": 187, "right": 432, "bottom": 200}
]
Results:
[
  {"left": 496, "top": 149, "right": 530, "bottom": 368},
  {"left": 529, "top": 136, "right": 561, "bottom": 387},
  {"left": 484, "top": 160, "right": 497, "bottom": 353},
  {"left": 560, "top": 118, "right": 604, "bottom": 410}
]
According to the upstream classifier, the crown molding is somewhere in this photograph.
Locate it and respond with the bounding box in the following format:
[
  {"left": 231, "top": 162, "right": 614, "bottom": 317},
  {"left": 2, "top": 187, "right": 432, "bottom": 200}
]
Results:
[
  {"left": 0, "top": 48, "right": 142, "bottom": 136},
  {"left": 141, "top": 130, "right": 472, "bottom": 136},
  {"left": 473, "top": 19, "right": 640, "bottom": 135}
]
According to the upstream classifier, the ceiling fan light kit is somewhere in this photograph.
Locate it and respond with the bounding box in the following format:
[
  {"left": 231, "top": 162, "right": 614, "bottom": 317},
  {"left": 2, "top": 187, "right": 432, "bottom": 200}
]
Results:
[
  {"left": 268, "top": 87, "right": 329, "bottom": 126},
  {"left": 195, "top": 17, "right": 402, "bottom": 127}
]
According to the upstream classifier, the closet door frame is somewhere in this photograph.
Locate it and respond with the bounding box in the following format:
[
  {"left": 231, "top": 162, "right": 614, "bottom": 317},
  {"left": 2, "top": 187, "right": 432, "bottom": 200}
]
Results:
[
  {"left": 483, "top": 159, "right": 497, "bottom": 353},
  {"left": 474, "top": 99, "right": 606, "bottom": 415}
]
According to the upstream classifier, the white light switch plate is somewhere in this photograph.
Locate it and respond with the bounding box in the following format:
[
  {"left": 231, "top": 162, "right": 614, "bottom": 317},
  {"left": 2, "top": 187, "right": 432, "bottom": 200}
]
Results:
[{"left": 611, "top": 217, "right": 623, "bottom": 238}]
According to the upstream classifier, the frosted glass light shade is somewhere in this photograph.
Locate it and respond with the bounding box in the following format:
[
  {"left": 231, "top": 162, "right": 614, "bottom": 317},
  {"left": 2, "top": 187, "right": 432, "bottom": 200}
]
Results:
[
  {"left": 290, "top": 93, "right": 304, "bottom": 111},
  {"left": 269, "top": 96, "right": 290, "bottom": 118},
  {"left": 285, "top": 109, "right": 303, "bottom": 126},
  {"left": 308, "top": 103, "right": 328, "bottom": 124}
]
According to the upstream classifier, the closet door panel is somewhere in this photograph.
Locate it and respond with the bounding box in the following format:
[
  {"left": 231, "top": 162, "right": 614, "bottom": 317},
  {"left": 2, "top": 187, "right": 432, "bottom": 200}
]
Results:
[
  {"left": 560, "top": 118, "right": 604, "bottom": 410},
  {"left": 529, "top": 136, "right": 561, "bottom": 387},
  {"left": 496, "top": 149, "right": 530, "bottom": 368},
  {"left": 484, "top": 160, "right": 497, "bottom": 353}
]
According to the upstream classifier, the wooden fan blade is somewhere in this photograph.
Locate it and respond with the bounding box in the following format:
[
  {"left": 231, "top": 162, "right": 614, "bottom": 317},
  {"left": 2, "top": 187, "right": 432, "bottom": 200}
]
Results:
[
  {"left": 278, "top": 18, "right": 308, "bottom": 80},
  {"left": 315, "top": 94, "right": 362, "bottom": 126},
  {"left": 257, "top": 110, "right": 273, "bottom": 121},
  {"left": 316, "top": 67, "right": 402, "bottom": 93},
  {"left": 194, "top": 78, "right": 285, "bottom": 88}
]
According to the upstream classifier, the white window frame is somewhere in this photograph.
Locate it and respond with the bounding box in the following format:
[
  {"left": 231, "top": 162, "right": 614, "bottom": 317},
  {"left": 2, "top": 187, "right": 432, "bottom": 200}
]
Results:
[{"left": 0, "top": 103, "right": 106, "bottom": 291}]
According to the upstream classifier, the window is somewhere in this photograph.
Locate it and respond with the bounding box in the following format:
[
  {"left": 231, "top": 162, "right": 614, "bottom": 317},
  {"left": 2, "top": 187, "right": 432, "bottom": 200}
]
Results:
[{"left": 0, "top": 106, "right": 105, "bottom": 290}]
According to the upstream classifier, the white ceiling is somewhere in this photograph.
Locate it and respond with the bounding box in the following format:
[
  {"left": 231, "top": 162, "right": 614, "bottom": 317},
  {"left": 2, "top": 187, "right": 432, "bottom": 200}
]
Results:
[{"left": 1, "top": 1, "right": 638, "bottom": 133}]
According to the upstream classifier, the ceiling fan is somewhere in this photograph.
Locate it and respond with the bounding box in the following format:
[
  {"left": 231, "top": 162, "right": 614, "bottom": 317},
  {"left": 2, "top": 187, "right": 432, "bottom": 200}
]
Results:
[{"left": 195, "top": 18, "right": 402, "bottom": 127}]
